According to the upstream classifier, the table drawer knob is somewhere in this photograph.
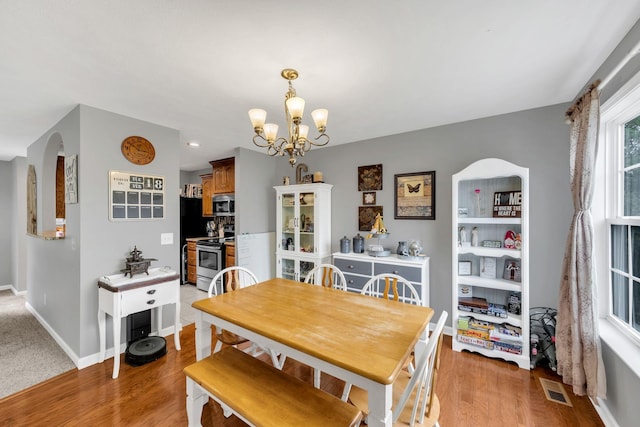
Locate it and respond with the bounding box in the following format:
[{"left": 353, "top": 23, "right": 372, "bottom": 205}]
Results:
[
  {"left": 348, "top": 279, "right": 354, "bottom": 284},
  {"left": 393, "top": 270, "right": 399, "bottom": 275},
  {"left": 348, "top": 264, "right": 354, "bottom": 269},
  {"left": 147, "top": 289, "right": 156, "bottom": 295},
  {"left": 147, "top": 299, "right": 156, "bottom": 305}
]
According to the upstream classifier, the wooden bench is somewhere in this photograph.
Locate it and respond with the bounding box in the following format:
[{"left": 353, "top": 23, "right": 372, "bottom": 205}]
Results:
[{"left": 184, "top": 346, "right": 363, "bottom": 427}]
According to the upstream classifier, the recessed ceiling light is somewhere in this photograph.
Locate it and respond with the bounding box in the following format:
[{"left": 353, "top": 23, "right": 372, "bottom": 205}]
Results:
[{"left": 186, "top": 141, "right": 200, "bottom": 147}]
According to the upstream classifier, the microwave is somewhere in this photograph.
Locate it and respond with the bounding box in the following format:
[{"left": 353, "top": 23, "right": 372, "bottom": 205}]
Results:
[{"left": 212, "top": 194, "right": 235, "bottom": 216}]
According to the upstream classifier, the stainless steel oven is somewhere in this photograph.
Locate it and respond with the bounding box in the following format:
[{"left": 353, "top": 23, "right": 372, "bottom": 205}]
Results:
[{"left": 195, "top": 240, "right": 224, "bottom": 292}]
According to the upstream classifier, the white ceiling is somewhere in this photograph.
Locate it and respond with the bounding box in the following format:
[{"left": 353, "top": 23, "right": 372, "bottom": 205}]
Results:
[{"left": 2, "top": 1, "right": 640, "bottom": 171}]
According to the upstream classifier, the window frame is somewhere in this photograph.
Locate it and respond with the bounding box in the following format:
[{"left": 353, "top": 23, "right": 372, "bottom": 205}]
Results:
[{"left": 600, "top": 69, "right": 640, "bottom": 351}]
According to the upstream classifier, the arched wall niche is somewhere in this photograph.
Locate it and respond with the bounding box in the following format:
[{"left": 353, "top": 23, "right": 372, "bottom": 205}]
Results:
[{"left": 41, "top": 132, "right": 64, "bottom": 234}]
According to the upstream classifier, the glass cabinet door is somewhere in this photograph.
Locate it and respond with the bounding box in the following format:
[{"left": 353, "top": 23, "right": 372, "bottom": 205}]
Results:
[
  {"left": 279, "top": 190, "right": 317, "bottom": 256},
  {"left": 277, "top": 256, "right": 317, "bottom": 282},
  {"left": 299, "top": 191, "right": 316, "bottom": 254},
  {"left": 280, "top": 192, "right": 296, "bottom": 252}
]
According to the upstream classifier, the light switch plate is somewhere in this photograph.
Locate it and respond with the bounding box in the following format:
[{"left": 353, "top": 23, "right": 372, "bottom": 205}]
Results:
[{"left": 161, "top": 233, "right": 173, "bottom": 245}]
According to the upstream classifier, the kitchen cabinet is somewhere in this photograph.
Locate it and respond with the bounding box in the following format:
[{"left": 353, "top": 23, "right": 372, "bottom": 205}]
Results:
[
  {"left": 274, "top": 183, "right": 332, "bottom": 281},
  {"left": 225, "top": 242, "right": 235, "bottom": 268},
  {"left": 200, "top": 173, "right": 213, "bottom": 217},
  {"left": 452, "top": 158, "right": 529, "bottom": 369},
  {"left": 210, "top": 157, "right": 235, "bottom": 194},
  {"left": 187, "top": 240, "right": 198, "bottom": 284},
  {"left": 332, "top": 252, "right": 430, "bottom": 307}
]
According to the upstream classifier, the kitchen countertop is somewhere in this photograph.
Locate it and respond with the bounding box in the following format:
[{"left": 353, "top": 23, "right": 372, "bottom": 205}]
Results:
[{"left": 186, "top": 237, "right": 211, "bottom": 242}]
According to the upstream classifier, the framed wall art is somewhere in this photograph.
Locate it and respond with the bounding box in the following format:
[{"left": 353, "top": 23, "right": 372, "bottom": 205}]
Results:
[
  {"left": 64, "top": 154, "right": 78, "bottom": 204},
  {"left": 358, "top": 164, "right": 382, "bottom": 191},
  {"left": 358, "top": 206, "right": 383, "bottom": 231},
  {"left": 394, "top": 171, "right": 436, "bottom": 220},
  {"left": 109, "top": 170, "right": 165, "bottom": 221},
  {"left": 362, "top": 192, "right": 376, "bottom": 205}
]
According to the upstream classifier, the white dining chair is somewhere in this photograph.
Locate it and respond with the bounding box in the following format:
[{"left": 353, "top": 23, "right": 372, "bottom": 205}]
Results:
[
  {"left": 340, "top": 273, "right": 423, "bottom": 401},
  {"left": 303, "top": 263, "right": 347, "bottom": 290},
  {"left": 301, "top": 263, "right": 348, "bottom": 388},
  {"left": 348, "top": 311, "right": 448, "bottom": 426},
  {"left": 360, "top": 273, "right": 422, "bottom": 306},
  {"left": 207, "top": 266, "right": 283, "bottom": 369}
]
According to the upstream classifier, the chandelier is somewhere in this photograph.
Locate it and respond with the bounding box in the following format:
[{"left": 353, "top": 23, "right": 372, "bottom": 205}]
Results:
[{"left": 248, "top": 68, "right": 329, "bottom": 166}]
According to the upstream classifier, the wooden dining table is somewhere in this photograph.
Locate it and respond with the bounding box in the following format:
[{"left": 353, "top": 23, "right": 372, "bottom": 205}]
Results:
[{"left": 192, "top": 277, "right": 433, "bottom": 427}]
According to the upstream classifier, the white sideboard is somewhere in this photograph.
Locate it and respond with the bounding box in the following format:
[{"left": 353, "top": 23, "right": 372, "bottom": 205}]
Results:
[{"left": 332, "top": 252, "right": 430, "bottom": 307}]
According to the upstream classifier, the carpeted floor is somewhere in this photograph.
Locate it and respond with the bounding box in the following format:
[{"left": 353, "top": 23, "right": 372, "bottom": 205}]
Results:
[{"left": 0, "top": 290, "right": 76, "bottom": 399}]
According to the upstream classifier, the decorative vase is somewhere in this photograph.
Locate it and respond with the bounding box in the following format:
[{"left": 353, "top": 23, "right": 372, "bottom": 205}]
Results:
[
  {"left": 353, "top": 233, "right": 365, "bottom": 253},
  {"left": 396, "top": 241, "right": 408, "bottom": 256},
  {"left": 408, "top": 240, "right": 422, "bottom": 256}
]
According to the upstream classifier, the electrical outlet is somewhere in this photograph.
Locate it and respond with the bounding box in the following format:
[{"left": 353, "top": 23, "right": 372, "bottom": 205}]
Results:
[{"left": 161, "top": 233, "right": 173, "bottom": 245}]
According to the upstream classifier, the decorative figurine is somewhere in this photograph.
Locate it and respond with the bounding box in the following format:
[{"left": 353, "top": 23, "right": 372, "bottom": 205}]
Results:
[
  {"left": 459, "top": 226, "right": 467, "bottom": 245},
  {"left": 121, "top": 246, "right": 157, "bottom": 277},
  {"left": 367, "top": 213, "right": 387, "bottom": 238},
  {"left": 471, "top": 226, "right": 479, "bottom": 247}
]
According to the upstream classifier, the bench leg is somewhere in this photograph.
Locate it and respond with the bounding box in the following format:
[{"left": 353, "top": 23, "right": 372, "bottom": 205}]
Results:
[
  {"left": 314, "top": 368, "right": 321, "bottom": 388},
  {"left": 186, "top": 377, "right": 207, "bottom": 427}
]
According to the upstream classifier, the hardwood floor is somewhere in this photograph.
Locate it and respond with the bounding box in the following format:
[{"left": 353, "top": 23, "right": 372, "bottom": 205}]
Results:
[{"left": 0, "top": 323, "right": 603, "bottom": 427}]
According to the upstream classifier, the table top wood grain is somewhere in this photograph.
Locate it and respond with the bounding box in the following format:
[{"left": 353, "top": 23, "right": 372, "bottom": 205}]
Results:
[{"left": 192, "top": 277, "right": 433, "bottom": 385}]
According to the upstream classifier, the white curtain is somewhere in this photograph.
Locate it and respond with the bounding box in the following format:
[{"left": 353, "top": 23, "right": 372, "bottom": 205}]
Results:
[{"left": 556, "top": 84, "right": 606, "bottom": 399}]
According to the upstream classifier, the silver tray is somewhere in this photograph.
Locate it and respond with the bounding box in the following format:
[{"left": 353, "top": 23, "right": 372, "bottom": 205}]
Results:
[
  {"left": 369, "top": 232, "right": 390, "bottom": 239},
  {"left": 368, "top": 249, "right": 391, "bottom": 257},
  {"left": 397, "top": 254, "right": 427, "bottom": 261}
]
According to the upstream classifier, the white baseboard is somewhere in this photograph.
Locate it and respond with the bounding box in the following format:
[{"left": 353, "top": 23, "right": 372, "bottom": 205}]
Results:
[
  {"left": 592, "top": 396, "right": 619, "bottom": 427},
  {"left": 77, "top": 324, "right": 182, "bottom": 369},
  {"left": 25, "top": 302, "right": 81, "bottom": 368},
  {"left": 0, "top": 284, "right": 27, "bottom": 296}
]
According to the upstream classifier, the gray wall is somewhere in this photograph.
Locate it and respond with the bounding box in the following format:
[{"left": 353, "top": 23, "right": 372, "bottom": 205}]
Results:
[
  {"left": 0, "top": 161, "right": 11, "bottom": 286},
  {"left": 10, "top": 157, "right": 27, "bottom": 291},
  {"left": 295, "top": 103, "right": 572, "bottom": 322},
  {"left": 26, "top": 105, "right": 180, "bottom": 360},
  {"left": 234, "top": 147, "right": 278, "bottom": 234}
]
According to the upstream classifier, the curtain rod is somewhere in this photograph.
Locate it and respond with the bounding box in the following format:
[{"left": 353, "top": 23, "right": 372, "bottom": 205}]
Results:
[
  {"left": 598, "top": 37, "right": 640, "bottom": 90},
  {"left": 566, "top": 38, "right": 640, "bottom": 121}
]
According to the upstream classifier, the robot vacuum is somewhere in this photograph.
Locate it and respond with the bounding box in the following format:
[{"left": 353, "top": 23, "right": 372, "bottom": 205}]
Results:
[{"left": 125, "top": 336, "right": 167, "bottom": 366}]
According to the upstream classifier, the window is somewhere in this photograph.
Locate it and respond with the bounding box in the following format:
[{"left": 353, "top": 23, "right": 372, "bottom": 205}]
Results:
[{"left": 601, "top": 71, "right": 640, "bottom": 344}]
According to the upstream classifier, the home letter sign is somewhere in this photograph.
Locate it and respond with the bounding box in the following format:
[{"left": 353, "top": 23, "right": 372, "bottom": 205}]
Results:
[{"left": 493, "top": 191, "right": 522, "bottom": 218}]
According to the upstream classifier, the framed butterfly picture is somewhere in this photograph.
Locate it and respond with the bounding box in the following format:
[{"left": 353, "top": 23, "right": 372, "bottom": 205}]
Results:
[{"left": 394, "top": 171, "right": 436, "bottom": 220}]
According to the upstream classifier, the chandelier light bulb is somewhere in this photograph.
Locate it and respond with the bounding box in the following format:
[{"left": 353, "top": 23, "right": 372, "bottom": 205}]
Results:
[
  {"left": 311, "top": 109, "right": 328, "bottom": 132},
  {"left": 298, "top": 125, "right": 309, "bottom": 142},
  {"left": 248, "top": 109, "right": 267, "bottom": 130},
  {"left": 286, "top": 97, "right": 305, "bottom": 122},
  {"left": 263, "top": 123, "right": 278, "bottom": 142}
]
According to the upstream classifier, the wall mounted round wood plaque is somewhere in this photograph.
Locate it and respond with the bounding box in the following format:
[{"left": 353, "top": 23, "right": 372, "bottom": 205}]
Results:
[{"left": 121, "top": 136, "right": 155, "bottom": 165}]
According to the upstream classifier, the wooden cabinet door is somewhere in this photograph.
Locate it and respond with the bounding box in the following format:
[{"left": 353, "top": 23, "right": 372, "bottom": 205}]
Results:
[
  {"left": 187, "top": 241, "right": 197, "bottom": 283},
  {"left": 225, "top": 243, "right": 235, "bottom": 268},
  {"left": 201, "top": 173, "right": 213, "bottom": 217},
  {"left": 211, "top": 158, "right": 235, "bottom": 194}
]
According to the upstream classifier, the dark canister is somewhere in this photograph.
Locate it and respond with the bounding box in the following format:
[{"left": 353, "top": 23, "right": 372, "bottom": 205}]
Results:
[
  {"left": 340, "top": 235, "right": 351, "bottom": 253},
  {"left": 353, "top": 233, "right": 365, "bottom": 253}
]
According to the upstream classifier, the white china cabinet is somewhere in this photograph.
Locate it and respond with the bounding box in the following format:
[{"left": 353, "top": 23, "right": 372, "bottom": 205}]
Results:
[{"left": 274, "top": 183, "right": 332, "bottom": 281}]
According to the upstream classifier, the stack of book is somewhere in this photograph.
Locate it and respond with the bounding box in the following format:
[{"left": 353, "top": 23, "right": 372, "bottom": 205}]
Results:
[
  {"left": 182, "top": 183, "right": 202, "bottom": 198},
  {"left": 457, "top": 315, "right": 523, "bottom": 355},
  {"left": 458, "top": 297, "right": 508, "bottom": 318}
]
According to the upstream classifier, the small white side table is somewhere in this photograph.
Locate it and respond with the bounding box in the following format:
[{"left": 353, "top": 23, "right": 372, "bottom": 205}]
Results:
[{"left": 97, "top": 267, "right": 181, "bottom": 378}]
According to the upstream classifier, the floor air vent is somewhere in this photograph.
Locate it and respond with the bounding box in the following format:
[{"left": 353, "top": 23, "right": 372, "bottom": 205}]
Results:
[{"left": 539, "top": 377, "right": 573, "bottom": 407}]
